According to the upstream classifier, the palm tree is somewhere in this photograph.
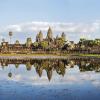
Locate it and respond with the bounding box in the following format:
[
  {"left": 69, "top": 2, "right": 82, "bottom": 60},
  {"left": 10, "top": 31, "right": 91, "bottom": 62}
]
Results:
[
  {"left": 9, "top": 31, "right": 13, "bottom": 44},
  {"left": 2, "top": 38, "right": 5, "bottom": 42}
]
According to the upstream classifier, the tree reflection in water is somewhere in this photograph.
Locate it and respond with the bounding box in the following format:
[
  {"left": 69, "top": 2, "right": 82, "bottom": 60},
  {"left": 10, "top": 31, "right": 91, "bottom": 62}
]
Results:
[{"left": 0, "top": 58, "right": 100, "bottom": 81}]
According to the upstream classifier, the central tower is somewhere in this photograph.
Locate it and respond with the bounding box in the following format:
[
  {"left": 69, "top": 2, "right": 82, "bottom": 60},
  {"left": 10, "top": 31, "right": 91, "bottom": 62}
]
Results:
[{"left": 46, "top": 27, "right": 53, "bottom": 40}]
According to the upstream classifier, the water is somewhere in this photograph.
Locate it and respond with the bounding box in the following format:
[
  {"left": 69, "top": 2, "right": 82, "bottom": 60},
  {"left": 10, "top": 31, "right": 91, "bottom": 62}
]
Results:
[{"left": 0, "top": 58, "right": 100, "bottom": 100}]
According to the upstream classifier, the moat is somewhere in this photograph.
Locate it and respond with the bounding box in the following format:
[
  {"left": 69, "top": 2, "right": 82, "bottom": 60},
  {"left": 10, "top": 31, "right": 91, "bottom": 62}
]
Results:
[{"left": 0, "top": 58, "right": 100, "bottom": 100}]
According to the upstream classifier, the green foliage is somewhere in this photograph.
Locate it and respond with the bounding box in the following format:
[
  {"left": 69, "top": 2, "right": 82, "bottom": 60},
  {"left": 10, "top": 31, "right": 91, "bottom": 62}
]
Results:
[
  {"left": 15, "top": 64, "right": 19, "bottom": 68},
  {"left": 26, "top": 62, "right": 32, "bottom": 70},
  {"left": 15, "top": 40, "right": 20, "bottom": 44},
  {"left": 80, "top": 38, "right": 86, "bottom": 42},
  {"left": 33, "top": 42, "right": 39, "bottom": 47},
  {"left": 56, "top": 38, "right": 65, "bottom": 48},
  {"left": 94, "top": 39, "right": 100, "bottom": 45},
  {"left": 79, "top": 38, "right": 100, "bottom": 47},
  {"left": 40, "top": 41, "right": 48, "bottom": 50}
]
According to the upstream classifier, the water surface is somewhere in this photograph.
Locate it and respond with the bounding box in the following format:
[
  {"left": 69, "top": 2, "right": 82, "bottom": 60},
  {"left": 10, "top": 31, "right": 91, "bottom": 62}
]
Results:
[{"left": 0, "top": 58, "right": 100, "bottom": 100}]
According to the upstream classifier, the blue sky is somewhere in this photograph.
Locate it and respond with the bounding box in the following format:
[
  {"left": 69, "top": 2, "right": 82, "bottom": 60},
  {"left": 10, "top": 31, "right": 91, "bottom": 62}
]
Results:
[
  {"left": 0, "top": 0, "right": 100, "bottom": 42},
  {"left": 0, "top": 0, "right": 100, "bottom": 25}
]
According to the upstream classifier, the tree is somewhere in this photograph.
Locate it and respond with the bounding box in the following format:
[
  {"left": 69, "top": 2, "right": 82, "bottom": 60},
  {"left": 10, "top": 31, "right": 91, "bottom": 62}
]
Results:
[
  {"left": 2, "top": 38, "right": 5, "bottom": 42},
  {"left": 33, "top": 42, "right": 39, "bottom": 47},
  {"left": 94, "top": 39, "right": 100, "bottom": 46},
  {"left": 26, "top": 62, "right": 32, "bottom": 71},
  {"left": 80, "top": 38, "right": 86, "bottom": 42},
  {"left": 15, "top": 40, "right": 20, "bottom": 44},
  {"left": 8, "top": 72, "right": 12, "bottom": 78},
  {"left": 9, "top": 31, "right": 13, "bottom": 44},
  {"left": 40, "top": 41, "right": 48, "bottom": 50},
  {"left": 15, "top": 64, "right": 19, "bottom": 68},
  {"left": 56, "top": 38, "right": 65, "bottom": 49}
]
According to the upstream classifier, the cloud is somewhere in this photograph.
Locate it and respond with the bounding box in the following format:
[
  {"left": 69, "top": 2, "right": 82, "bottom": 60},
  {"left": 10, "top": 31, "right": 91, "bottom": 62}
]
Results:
[
  {"left": 0, "top": 21, "right": 100, "bottom": 34},
  {"left": 6, "top": 25, "right": 22, "bottom": 32},
  {"left": 0, "top": 21, "right": 100, "bottom": 43}
]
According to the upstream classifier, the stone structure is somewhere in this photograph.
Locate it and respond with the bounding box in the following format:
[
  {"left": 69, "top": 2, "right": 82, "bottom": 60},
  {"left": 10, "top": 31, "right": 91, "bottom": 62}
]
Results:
[
  {"left": 36, "top": 31, "right": 43, "bottom": 42},
  {"left": 0, "top": 27, "right": 68, "bottom": 53},
  {"left": 26, "top": 38, "right": 32, "bottom": 47}
]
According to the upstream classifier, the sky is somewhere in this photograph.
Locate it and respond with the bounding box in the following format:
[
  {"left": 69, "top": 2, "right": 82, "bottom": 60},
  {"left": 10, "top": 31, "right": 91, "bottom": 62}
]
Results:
[{"left": 0, "top": 0, "right": 100, "bottom": 43}]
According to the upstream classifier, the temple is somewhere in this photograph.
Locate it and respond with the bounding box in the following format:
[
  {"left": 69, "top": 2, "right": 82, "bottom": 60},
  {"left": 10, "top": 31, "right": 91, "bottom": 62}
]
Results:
[
  {"left": 0, "top": 27, "right": 66, "bottom": 53},
  {"left": 0, "top": 27, "right": 100, "bottom": 54}
]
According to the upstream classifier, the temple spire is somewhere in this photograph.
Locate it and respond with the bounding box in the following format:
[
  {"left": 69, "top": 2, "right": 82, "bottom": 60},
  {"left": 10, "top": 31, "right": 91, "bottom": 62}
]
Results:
[
  {"left": 36, "top": 30, "right": 43, "bottom": 42},
  {"left": 61, "top": 32, "right": 66, "bottom": 41},
  {"left": 46, "top": 27, "right": 53, "bottom": 40}
]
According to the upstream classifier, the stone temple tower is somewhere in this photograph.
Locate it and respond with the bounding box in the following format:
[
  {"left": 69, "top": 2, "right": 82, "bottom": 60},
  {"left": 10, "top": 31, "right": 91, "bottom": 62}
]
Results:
[
  {"left": 46, "top": 27, "right": 53, "bottom": 40},
  {"left": 36, "top": 31, "right": 43, "bottom": 42},
  {"left": 61, "top": 32, "right": 66, "bottom": 41},
  {"left": 26, "top": 38, "right": 32, "bottom": 47}
]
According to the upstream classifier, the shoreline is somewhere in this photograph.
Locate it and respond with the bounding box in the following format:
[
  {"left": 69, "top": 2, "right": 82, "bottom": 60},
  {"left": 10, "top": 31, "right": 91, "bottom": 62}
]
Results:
[
  {"left": 0, "top": 53, "right": 100, "bottom": 59},
  {"left": 0, "top": 54, "right": 68, "bottom": 59}
]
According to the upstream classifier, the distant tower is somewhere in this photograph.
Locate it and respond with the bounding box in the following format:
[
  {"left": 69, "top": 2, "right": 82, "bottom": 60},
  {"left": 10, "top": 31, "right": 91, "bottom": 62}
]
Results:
[
  {"left": 46, "top": 27, "right": 53, "bottom": 40},
  {"left": 26, "top": 38, "right": 32, "bottom": 47},
  {"left": 61, "top": 32, "right": 66, "bottom": 41},
  {"left": 56, "top": 35, "right": 59, "bottom": 39},
  {"left": 36, "top": 31, "right": 43, "bottom": 42},
  {"left": 15, "top": 40, "right": 20, "bottom": 45},
  {"left": 36, "top": 34, "right": 39, "bottom": 42}
]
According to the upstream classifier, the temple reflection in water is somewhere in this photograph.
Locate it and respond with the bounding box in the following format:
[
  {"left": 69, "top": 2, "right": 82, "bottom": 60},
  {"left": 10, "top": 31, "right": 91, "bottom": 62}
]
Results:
[{"left": 0, "top": 58, "right": 100, "bottom": 81}]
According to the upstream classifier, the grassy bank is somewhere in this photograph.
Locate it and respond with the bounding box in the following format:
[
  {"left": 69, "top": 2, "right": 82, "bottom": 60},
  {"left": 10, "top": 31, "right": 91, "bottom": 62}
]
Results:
[
  {"left": 0, "top": 53, "right": 69, "bottom": 59},
  {"left": 0, "top": 53, "right": 64, "bottom": 56},
  {"left": 0, "top": 53, "right": 100, "bottom": 58},
  {"left": 78, "top": 54, "right": 100, "bottom": 58}
]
